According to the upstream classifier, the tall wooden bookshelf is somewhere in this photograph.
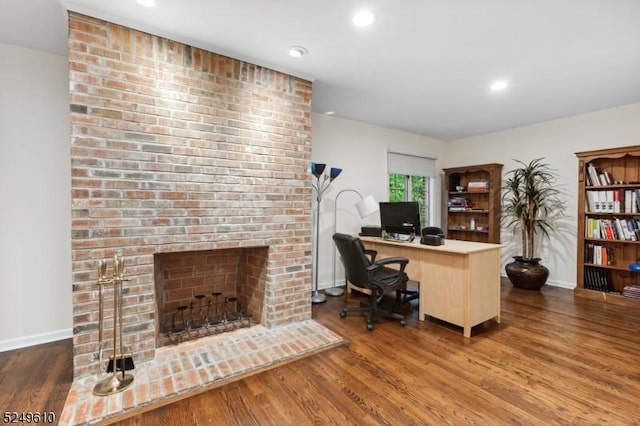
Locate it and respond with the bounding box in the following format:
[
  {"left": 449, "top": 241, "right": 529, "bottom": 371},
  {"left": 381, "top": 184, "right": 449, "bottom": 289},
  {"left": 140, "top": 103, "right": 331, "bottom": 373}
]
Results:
[
  {"left": 443, "top": 163, "right": 502, "bottom": 244},
  {"left": 576, "top": 145, "right": 640, "bottom": 306}
]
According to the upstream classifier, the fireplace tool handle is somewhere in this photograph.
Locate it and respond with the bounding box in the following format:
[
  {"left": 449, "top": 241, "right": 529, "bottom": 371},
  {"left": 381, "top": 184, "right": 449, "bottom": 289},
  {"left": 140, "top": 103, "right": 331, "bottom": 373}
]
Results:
[
  {"left": 93, "top": 255, "right": 134, "bottom": 396},
  {"left": 96, "top": 260, "right": 109, "bottom": 379}
]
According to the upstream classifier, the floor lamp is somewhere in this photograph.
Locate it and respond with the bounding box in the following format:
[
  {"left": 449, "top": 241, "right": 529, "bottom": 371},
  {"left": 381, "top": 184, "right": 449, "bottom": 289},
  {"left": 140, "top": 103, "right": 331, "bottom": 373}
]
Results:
[
  {"left": 326, "top": 190, "right": 379, "bottom": 297},
  {"left": 311, "top": 162, "right": 342, "bottom": 304}
]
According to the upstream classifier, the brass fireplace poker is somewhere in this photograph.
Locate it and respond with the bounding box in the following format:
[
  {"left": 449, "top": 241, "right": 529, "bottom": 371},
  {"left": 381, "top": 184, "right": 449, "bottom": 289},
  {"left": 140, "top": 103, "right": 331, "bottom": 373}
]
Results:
[
  {"left": 95, "top": 260, "right": 108, "bottom": 382},
  {"left": 93, "top": 255, "right": 134, "bottom": 396}
]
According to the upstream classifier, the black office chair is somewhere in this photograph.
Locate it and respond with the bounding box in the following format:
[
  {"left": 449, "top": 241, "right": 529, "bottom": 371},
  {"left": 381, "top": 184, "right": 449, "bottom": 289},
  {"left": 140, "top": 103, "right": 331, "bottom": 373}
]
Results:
[{"left": 332, "top": 233, "right": 409, "bottom": 330}]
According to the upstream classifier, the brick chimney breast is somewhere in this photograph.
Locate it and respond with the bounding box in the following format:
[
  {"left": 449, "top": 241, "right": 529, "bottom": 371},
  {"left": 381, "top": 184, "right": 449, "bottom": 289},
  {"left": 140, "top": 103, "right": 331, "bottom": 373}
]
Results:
[{"left": 68, "top": 12, "right": 313, "bottom": 379}]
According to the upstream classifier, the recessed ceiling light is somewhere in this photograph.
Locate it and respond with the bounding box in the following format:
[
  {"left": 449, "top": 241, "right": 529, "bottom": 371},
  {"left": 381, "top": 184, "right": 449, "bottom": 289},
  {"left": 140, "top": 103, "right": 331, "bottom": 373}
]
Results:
[
  {"left": 324, "top": 111, "right": 336, "bottom": 116},
  {"left": 352, "top": 10, "right": 375, "bottom": 27},
  {"left": 136, "top": 0, "right": 160, "bottom": 7},
  {"left": 288, "top": 46, "right": 308, "bottom": 58},
  {"left": 490, "top": 80, "right": 509, "bottom": 91}
]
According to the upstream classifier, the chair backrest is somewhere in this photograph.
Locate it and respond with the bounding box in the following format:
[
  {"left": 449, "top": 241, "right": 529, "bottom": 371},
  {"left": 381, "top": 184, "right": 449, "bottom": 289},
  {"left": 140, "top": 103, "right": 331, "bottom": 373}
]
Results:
[
  {"left": 332, "top": 233, "right": 371, "bottom": 287},
  {"left": 422, "top": 226, "right": 444, "bottom": 237}
]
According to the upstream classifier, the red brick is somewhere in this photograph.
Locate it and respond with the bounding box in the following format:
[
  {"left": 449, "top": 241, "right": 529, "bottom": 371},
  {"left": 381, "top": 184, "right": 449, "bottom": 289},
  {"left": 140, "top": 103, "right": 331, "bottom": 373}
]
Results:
[{"left": 69, "top": 11, "right": 312, "bottom": 379}]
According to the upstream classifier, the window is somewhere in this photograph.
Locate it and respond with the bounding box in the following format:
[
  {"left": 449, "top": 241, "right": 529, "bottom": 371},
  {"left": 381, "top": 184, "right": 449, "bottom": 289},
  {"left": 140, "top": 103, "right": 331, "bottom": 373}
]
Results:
[
  {"left": 387, "top": 151, "right": 436, "bottom": 230},
  {"left": 388, "top": 174, "right": 431, "bottom": 229}
]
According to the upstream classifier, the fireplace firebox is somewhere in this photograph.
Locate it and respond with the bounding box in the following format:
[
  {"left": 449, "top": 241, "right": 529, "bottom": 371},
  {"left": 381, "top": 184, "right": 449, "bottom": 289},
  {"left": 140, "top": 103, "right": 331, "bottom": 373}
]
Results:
[{"left": 154, "top": 247, "right": 267, "bottom": 347}]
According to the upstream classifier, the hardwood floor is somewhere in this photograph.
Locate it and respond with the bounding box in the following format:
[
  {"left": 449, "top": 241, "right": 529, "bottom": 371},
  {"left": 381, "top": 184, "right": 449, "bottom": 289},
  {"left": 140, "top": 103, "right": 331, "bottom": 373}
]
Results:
[
  {"left": 0, "top": 339, "right": 72, "bottom": 422},
  {"left": 2, "top": 280, "right": 640, "bottom": 425}
]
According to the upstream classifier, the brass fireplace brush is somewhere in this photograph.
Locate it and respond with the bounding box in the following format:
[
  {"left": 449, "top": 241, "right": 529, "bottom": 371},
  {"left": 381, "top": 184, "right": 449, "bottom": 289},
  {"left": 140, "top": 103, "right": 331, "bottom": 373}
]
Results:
[{"left": 106, "top": 352, "right": 135, "bottom": 372}]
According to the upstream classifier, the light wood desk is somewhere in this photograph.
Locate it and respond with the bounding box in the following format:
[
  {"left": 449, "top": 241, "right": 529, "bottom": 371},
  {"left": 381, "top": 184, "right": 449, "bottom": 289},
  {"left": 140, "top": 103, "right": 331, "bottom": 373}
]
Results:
[{"left": 359, "top": 236, "right": 503, "bottom": 337}]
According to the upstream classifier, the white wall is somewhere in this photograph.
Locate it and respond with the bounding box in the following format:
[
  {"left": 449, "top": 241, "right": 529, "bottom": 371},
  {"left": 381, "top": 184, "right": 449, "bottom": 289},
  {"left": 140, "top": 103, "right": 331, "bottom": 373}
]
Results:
[
  {"left": 0, "top": 42, "right": 71, "bottom": 350},
  {"left": 443, "top": 103, "right": 640, "bottom": 288},
  {"left": 2, "top": 38, "right": 639, "bottom": 347},
  {"left": 311, "top": 113, "right": 447, "bottom": 289}
]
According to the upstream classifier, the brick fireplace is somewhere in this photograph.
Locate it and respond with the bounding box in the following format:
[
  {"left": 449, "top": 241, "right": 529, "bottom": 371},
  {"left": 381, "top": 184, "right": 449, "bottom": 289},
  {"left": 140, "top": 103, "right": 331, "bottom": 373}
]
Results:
[
  {"left": 69, "top": 12, "right": 313, "bottom": 379},
  {"left": 154, "top": 247, "right": 268, "bottom": 347}
]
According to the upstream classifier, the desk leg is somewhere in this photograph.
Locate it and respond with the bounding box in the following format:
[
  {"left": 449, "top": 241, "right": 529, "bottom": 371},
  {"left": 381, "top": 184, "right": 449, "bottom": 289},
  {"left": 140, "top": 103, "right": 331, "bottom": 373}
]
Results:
[{"left": 463, "top": 326, "right": 471, "bottom": 338}]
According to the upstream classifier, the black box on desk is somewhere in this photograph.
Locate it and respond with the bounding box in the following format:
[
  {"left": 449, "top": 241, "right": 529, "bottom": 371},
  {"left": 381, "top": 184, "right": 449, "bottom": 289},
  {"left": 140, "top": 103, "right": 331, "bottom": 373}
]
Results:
[
  {"left": 421, "top": 234, "right": 444, "bottom": 246},
  {"left": 360, "top": 226, "right": 382, "bottom": 237}
]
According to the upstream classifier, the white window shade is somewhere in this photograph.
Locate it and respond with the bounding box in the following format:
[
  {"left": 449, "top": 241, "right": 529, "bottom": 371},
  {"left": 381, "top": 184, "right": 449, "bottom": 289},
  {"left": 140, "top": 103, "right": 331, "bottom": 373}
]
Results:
[{"left": 387, "top": 151, "right": 436, "bottom": 178}]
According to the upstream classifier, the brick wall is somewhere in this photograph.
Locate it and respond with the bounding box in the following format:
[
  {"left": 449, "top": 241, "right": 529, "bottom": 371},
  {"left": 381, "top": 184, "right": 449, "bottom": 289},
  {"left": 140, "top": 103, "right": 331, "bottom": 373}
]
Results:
[{"left": 68, "top": 12, "right": 313, "bottom": 378}]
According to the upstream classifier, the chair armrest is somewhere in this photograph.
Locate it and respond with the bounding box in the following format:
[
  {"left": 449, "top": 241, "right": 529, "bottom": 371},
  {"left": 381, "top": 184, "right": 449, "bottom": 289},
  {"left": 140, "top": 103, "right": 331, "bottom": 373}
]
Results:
[
  {"left": 364, "top": 249, "right": 377, "bottom": 263},
  {"left": 366, "top": 256, "right": 409, "bottom": 291},
  {"left": 372, "top": 256, "right": 408, "bottom": 267},
  {"left": 367, "top": 256, "right": 409, "bottom": 274}
]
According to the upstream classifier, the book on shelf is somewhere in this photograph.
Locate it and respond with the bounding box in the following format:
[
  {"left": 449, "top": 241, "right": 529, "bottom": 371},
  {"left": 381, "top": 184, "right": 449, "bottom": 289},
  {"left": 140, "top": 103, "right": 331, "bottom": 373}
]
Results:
[
  {"left": 623, "top": 189, "right": 640, "bottom": 213},
  {"left": 584, "top": 266, "right": 611, "bottom": 292},
  {"left": 584, "top": 242, "right": 594, "bottom": 263},
  {"left": 603, "top": 220, "right": 615, "bottom": 240},
  {"left": 585, "top": 191, "right": 596, "bottom": 212},
  {"left": 585, "top": 190, "right": 605, "bottom": 213},
  {"left": 605, "top": 191, "right": 614, "bottom": 212},
  {"left": 586, "top": 189, "right": 638, "bottom": 213},
  {"left": 586, "top": 163, "right": 601, "bottom": 187},
  {"left": 448, "top": 196, "right": 467, "bottom": 206},
  {"left": 627, "top": 219, "right": 638, "bottom": 241},
  {"left": 448, "top": 198, "right": 468, "bottom": 211},
  {"left": 586, "top": 217, "right": 633, "bottom": 241},
  {"left": 623, "top": 285, "right": 640, "bottom": 300},
  {"left": 596, "top": 191, "right": 604, "bottom": 212},
  {"left": 584, "top": 243, "right": 614, "bottom": 266},
  {"left": 599, "top": 171, "right": 612, "bottom": 186},
  {"left": 614, "top": 218, "right": 627, "bottom": 240},
  {"left": 613, "top": 189, "right": 621, "bottom": 213},
  {"left": 467, "top": 181, "right": 489, "bottom": 192},
  {"left": 586, "top": 163, "right": 614, "bottom": 187}
]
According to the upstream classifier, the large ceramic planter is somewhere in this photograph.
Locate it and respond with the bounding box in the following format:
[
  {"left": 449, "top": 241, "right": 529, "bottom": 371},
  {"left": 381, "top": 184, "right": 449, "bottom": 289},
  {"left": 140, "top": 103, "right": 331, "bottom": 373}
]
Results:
[{"left": 505, "top": 256, "right": 549, "bottom": 290}]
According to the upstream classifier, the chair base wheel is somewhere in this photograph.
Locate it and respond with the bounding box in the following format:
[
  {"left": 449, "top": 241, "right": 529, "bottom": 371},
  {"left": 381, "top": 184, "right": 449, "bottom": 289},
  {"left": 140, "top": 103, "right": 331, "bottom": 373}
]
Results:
[
  {"left": 400, "top": 320, "right": 406, "bottom": 326},
  {"left": 339, "top": 310, "right": 347, "bottom": 318},
  {"left": 366, "top": 322, "right": 374, "bottom": 331}
]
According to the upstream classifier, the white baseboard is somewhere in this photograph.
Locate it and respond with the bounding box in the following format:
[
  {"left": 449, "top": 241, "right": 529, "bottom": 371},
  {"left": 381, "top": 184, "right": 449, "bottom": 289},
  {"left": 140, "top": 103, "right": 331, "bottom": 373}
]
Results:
[
  {"left": 0, "top": 328, "right": 73, "bottom": 352},
  {"left": 325, "top": 276, "right": 577, "bottom": 291},
  {"left": 544, "top": 279, "right": 576, "bottom": 290}
]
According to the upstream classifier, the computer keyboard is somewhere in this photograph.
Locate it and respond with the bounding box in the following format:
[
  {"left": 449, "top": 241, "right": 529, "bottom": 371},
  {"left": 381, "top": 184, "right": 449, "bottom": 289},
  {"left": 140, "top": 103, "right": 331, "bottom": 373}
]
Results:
[{"left": 384, "top": 233, "right": 415, "bottom": 242}]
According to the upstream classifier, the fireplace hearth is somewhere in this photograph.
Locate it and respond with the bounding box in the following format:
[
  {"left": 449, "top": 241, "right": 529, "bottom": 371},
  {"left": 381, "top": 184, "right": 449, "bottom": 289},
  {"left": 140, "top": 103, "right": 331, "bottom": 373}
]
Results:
[{"left": 60, "top": 319, "right": 345, "bottom": 425}]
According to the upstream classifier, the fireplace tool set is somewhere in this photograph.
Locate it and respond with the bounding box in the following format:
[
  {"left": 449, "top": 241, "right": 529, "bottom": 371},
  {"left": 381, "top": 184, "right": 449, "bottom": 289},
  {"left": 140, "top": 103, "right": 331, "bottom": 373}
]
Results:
[
  {"left": 165, "top": 292, "right": 253, "bottom": 344},
  {"left": 93, "top": 255, "right": 134, "bottom": 396}
]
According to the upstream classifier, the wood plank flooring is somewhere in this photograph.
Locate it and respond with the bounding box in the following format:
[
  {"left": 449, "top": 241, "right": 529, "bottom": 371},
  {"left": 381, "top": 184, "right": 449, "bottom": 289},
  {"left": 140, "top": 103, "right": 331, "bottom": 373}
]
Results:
[
  {"left": 2, "top": 280, "right": 640, "bottom": 425},
  {"left": 0, "top": 339, "right": 72, "bottom": 422}
]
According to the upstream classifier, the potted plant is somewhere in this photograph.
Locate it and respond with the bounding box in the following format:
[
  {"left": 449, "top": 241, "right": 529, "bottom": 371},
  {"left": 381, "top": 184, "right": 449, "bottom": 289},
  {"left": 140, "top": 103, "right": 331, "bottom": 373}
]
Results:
[{"left": 501, "top": 158, "right": 565, "bottom": 290}]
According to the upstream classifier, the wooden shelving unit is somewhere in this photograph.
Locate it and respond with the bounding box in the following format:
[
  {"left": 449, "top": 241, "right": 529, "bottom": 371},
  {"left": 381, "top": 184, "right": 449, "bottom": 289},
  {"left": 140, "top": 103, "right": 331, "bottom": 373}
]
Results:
[
  {"left": 443, "top": 163, "right": 502, "bottom": 244},
  {"left": 576, "top": 145, "right": 640, "bottom": 306}
]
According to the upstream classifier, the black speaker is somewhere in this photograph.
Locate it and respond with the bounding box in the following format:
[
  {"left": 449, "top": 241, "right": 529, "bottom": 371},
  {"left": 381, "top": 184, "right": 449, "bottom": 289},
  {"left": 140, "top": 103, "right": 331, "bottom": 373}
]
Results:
[
  {"left": 420, "top": 235, "right": 444, "bottom": 246},
  {"left": 360, "top": 226, "right": 382, "bottom": 237}
]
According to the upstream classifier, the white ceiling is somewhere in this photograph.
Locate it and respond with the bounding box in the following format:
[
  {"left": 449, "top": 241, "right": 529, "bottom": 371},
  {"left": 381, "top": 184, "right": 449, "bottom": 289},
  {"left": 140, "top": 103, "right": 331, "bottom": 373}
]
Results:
[{"left": 2, "top": 0, "right": 640, "bottom": 140}]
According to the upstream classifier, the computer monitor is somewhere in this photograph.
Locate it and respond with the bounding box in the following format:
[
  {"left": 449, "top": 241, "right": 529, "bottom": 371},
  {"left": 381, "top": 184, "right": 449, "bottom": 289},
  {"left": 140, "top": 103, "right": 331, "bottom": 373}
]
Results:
[{"left": 379, "top": 201, "right": 421, "bottom": 236}]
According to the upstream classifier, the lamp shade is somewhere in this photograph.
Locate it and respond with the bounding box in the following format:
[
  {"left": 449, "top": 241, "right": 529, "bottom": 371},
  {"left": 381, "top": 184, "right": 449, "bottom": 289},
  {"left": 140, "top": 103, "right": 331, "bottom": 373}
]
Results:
[
  {"left": 329, "top": 167, "right": 342, "bottom": 181},
  {"left": 311, "top": 162, "right": 326, "bottom": 178},
  {"left": 355, "top": 195, "right": 378, "bottom": 218}
]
